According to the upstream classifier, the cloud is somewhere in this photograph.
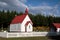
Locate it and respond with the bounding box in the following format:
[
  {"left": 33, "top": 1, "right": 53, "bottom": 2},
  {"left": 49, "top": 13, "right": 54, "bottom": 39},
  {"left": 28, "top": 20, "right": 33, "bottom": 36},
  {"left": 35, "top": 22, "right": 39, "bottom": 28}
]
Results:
[
  {"left": 0, "top": 1, "right": 8, "bottom": 7},
  {"left": 29, "top": 4, "right": 60, "bottom": 17},
  {"left": 0, "top": 0, "right": 28, "bottom": 12},
  {"left": 0, "top": 0, "right": 60, "bottom": 17},
  {"left": 20, "top": 0, "right": 27, "bottom": 3},
  {"left": 29, "top": 5, "right": 53, "bottom": 14},
  {"left": 29, "top": 6, "right": 53, "bottom": 10},
  {"left": 28, "top": 3, "right": 53, "bottom": 14}
]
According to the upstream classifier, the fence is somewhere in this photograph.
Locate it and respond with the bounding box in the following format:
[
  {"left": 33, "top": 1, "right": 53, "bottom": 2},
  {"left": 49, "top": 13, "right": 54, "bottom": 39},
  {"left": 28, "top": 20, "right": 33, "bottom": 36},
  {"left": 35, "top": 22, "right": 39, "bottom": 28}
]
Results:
[{"left": 0, "top": 32, "right": 57, "bottom": 38}]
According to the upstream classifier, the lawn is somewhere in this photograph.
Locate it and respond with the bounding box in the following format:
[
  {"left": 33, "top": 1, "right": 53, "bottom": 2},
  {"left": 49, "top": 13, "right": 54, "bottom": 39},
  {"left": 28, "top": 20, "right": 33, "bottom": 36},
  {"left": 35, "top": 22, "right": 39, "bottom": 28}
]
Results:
[
  {"left": 0, "top": 36, "right": 49, "bottom": 40},
  {"left": 0, "top": 36, "right": 60, "bottom": 40}
]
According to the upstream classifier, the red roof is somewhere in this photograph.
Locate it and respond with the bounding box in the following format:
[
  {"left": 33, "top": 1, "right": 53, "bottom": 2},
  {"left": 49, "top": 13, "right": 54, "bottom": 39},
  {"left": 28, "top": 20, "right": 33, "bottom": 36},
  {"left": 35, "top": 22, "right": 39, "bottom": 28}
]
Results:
[
  {"left": 11, "top": 8, "right": 29, "bottom": 24},
  {"left": 25, "top": 21, "right": 31, "bottom": 26},
  {"left": 11, "top": 14, "right": 27, "bottom": 24},
  {"left": 53, "top": 23, "right": 60, "bottom": 28},
  {"left": 11, "top": 8, "right": 33, "bottom": 24}
]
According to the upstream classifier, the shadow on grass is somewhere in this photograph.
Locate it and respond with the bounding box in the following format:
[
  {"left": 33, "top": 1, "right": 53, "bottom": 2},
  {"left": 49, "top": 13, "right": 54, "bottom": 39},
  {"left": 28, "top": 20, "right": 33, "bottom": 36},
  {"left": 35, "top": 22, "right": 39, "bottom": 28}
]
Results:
[
  {"left": 46, "top": 32, "right": 60, "bottom": 40},
  {"left": 47, "top": 35, "right": 60, "bottom": 40}
]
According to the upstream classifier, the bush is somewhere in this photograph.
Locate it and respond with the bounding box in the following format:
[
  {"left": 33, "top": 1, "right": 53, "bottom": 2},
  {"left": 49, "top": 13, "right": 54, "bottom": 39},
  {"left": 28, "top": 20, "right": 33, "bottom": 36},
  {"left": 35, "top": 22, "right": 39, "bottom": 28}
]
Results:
[{"left": 33, "top": 26, "right": 50, "bottom": 32}]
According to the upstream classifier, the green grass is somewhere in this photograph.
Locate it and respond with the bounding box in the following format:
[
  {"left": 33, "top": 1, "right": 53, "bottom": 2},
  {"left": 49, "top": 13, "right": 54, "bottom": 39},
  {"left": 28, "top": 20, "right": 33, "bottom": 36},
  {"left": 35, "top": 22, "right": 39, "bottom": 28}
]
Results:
[{"left": 0, "top": 37, "right": 49, "bottom": 40}]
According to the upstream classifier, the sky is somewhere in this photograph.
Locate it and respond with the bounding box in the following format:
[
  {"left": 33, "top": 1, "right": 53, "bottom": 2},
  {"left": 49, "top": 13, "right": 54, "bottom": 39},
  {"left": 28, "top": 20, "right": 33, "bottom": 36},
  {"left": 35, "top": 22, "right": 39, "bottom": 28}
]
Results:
[{"left": 0, "top": 0, "right": 60, "bottom": 17}]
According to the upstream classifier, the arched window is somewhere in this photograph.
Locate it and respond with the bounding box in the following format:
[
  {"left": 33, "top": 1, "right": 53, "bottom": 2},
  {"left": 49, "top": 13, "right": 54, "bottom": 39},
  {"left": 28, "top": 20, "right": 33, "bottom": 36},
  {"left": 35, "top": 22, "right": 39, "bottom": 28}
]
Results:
[{"left": 29, "top": 25, "right": 30, "bottom": 29}]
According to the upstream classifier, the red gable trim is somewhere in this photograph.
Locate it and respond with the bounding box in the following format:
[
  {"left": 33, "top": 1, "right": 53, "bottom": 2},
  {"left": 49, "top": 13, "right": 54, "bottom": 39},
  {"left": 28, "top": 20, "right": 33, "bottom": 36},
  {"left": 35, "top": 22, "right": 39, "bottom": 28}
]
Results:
[
  {"left": 53, "top": 23, "right": 60, "bottom": 28},
  {"left": 11, "top": 14, "right": 27, "bottom": 24},
  {"left": 25, "top": 21, "right": 31, "bottom": 26}
]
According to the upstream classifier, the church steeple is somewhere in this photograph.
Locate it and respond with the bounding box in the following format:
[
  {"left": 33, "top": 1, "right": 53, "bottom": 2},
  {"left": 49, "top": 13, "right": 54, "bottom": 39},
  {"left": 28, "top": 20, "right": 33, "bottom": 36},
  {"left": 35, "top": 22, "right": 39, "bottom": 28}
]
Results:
[{"left": 25, "top": 8, "right": 28, "bottom": 15}]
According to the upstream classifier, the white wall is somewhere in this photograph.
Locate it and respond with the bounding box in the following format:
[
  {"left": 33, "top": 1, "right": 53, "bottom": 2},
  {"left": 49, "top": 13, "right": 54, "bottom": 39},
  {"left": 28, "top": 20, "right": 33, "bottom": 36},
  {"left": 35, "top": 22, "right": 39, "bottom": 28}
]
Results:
[
  {"left": 10, "top": 23, "right": 21, "bottom": 32},
  {"left": 21, "top": 15, "right": 32, "bottom": 32},
  {"left": 57, "top": 28, "right": 60, "bottom": 32},
  {"left": 10, "top": 15, "right": 33, "bottom": 32}
]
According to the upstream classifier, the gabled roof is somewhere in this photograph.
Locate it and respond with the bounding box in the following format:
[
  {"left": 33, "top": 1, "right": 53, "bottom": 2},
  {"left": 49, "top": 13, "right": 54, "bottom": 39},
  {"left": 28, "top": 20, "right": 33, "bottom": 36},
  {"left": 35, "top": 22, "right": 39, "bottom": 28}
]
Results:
[
  {"left": 11, "top": 14, "right": 27, "bottom": 24},
  {"left": 53, "top": 23, "right": 60, "bottom": 28},
  {"left": 11, "top": 8, "right": 28, "bottom": 24}
]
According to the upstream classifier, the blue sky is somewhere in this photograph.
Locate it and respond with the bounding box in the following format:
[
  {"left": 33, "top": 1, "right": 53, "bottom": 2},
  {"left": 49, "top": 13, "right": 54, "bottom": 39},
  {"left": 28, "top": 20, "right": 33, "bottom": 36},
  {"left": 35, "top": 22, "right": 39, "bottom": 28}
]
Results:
[
  {"left": 26, "top": 0, "right": 60, "bottom": 16},
  {"left": 28, "top": 0, "right": 59, "bottom": 5},
  {"left": 26, "top": 0, "right": 59, "bottom": 6},
  {"left": 0, "top": 0, "right": 60, "bottom": 16}
]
